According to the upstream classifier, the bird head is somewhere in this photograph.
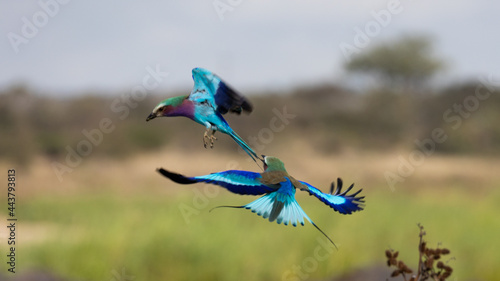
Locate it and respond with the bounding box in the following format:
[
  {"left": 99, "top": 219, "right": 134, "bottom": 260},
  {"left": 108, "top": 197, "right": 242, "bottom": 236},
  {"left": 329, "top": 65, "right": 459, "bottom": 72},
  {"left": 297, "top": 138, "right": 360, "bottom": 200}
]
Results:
[
  {"left": 263, "top": 156, "right": 287, "bottom": 172},
  {"left": 146, "top": 95, "right": 189, "bottom": 121}
]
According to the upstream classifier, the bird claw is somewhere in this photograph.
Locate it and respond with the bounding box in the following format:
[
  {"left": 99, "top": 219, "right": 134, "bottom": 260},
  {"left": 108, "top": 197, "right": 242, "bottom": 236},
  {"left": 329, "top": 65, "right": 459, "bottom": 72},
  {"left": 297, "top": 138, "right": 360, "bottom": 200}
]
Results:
[
  {"left": 203, "top": 130, "right": 217, "bottom": 149},
  {"left": 208, "top": 135, "right": 217, "bottom": 148},
  {"left": 203, "top": 131, "right": 208, "bottom": 148}
]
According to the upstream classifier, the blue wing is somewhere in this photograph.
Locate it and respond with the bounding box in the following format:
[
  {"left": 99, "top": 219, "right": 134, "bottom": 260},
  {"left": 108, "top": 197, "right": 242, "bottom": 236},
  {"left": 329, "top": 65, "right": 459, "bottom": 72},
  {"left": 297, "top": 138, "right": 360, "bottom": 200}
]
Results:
[
  {"left": 299, "top": 178, "right": 365, "bottom": 215},
  {"left": 189, "top": 68, "right": 252, "bottom": 115},
  {"left": 157, "top": 168, "right": 274, "bottom": 195}
]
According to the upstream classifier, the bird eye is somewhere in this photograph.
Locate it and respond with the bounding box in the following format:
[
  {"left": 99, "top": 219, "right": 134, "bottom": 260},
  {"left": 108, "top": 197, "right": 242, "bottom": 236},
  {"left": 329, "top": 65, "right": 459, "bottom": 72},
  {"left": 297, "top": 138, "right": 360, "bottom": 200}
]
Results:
[{"left": 158, "top": 106, "right": 166, "bottom": 112}]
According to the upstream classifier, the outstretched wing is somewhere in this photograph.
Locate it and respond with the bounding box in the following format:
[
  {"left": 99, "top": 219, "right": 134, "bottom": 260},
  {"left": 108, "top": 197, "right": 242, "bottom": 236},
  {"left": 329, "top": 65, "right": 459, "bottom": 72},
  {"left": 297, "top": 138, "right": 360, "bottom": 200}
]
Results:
[
  {"left": 189, "top": 67, "right": 252, "bottom": 115},
  {"left": 157, "top": 168, "right": 274, "bottom": 195},
  {"left": 299, "top": 178, "right": 365, "bottom": 215}
]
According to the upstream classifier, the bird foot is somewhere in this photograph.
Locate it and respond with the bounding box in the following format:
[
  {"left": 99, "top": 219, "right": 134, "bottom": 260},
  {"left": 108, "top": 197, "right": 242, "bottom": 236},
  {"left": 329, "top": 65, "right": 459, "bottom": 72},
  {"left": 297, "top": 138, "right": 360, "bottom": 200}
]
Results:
[
  {"left": 208, "top": 135, "right": 217, "bottom": 148},
  {"left": 203, "top": 131, "right": 209, "bottom": 148},
  {"left": 203, "top": 130, "right": 217, "bottom": 149}
]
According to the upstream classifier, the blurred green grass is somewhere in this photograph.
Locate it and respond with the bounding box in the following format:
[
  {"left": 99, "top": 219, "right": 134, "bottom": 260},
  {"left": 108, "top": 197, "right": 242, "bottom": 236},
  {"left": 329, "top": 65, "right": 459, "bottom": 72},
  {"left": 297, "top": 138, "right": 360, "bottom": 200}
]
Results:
[{"left": 4, "top": 185, "right": 500, "bottom": 281}]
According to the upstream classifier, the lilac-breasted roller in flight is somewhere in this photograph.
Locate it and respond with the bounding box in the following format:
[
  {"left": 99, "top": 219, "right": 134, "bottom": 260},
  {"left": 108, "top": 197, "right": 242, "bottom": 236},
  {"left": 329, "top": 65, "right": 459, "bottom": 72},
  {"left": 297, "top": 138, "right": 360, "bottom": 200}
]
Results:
[
  {"left": 157, "top": 156, "right": 365, "bottom": 247},
  {"left": 146, "top": 67, "right": 261, "bottom": 163}
]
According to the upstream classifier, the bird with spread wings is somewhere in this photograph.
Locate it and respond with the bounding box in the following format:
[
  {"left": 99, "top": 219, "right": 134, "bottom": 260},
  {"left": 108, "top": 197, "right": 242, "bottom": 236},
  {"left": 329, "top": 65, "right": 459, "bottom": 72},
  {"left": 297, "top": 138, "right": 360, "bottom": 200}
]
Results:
[
  {"left": 147, "top": 67, "right": 261, "bottom": 163},
  {"left": 157, "top": 156, "right": 365, "bottom": 247}
]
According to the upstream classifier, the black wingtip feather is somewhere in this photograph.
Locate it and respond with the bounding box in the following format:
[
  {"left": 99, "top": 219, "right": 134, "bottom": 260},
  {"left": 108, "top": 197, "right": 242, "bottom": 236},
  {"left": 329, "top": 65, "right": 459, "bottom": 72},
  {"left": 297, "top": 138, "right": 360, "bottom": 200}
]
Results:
[
  {"left": 157, "top": 168, "right": 197, "bottom": 184},
  {"left": 337, "top": 178, "right": 343, "bottom": 189},
  {"left": 350, "top": 189, "right": 363, "bottom": 197},
  {"left": 342, "top": 185, "right": 354, "bottom": 196},
  {"left": 215, "top": 81, "right": 253, "bottom": 115},
  {"left": 331, "top": 179, "right": 358, "bottom": 197},
  {"left": 329, "top": 179, "right": 366, "bottom": 212}
]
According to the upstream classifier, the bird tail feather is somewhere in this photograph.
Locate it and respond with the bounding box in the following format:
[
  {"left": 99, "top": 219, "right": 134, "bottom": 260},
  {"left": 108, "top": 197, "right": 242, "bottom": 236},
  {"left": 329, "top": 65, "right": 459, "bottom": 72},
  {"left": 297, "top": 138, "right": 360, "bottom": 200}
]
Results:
[
  {"left": 244, "top": 192, "right": 312, "bottom": 227},
  {"left": 228, "top": 130, "right": 262, "bottom": 164},
  {"left": 212, "top": 192, "right": 338, "bottom": 248}
]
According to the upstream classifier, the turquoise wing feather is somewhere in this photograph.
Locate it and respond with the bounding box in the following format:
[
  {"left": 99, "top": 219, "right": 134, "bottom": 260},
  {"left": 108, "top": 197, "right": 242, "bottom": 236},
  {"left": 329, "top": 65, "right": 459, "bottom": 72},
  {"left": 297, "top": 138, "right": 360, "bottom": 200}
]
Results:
[{"left": 189, "top": 68, "right": 252, "bottom": 115}]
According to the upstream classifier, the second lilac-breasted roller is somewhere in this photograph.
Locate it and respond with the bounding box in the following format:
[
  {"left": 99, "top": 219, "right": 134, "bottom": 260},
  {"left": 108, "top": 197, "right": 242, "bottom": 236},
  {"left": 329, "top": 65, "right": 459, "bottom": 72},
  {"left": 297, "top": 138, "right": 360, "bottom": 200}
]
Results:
[
  {"left": 157, "top": 156, "right": 365, "bottom": 247},
  {"left": 146, "top": 67, "right": 261, "bottom": 163}
]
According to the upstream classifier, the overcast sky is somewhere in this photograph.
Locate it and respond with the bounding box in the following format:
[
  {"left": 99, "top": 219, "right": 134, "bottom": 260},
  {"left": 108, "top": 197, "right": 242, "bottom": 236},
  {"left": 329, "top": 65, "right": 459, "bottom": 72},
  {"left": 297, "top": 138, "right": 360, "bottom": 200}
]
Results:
[{"left": 2, "top": 0, "right": 499, "bottom": 96}]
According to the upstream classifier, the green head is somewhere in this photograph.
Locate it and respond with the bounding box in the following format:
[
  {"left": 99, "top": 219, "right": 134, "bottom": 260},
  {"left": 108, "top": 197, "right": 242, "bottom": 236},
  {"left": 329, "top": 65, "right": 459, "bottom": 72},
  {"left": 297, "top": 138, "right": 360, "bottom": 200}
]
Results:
[
  {"left": 263, "top": 156, "right": 287, "bottom": 172},
  {"left": 146, "top": 95, "right": 189, "bottom": 121}
]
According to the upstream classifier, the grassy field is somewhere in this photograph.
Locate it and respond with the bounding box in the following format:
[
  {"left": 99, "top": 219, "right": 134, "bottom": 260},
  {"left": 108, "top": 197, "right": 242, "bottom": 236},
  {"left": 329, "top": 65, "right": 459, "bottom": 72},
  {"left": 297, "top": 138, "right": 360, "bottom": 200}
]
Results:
[{"left": 1, "top": 146, "right": 499, "bottom": 281}]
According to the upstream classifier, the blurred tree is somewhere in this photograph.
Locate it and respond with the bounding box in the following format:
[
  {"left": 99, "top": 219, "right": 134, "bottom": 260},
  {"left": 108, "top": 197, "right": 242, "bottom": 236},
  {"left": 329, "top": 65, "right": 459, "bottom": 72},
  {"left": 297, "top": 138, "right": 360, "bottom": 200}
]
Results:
[
  {"left": 0, "top": 85, "right": 35, "bottom": 165},
  {"left": 344, "top": 35, "right": 445, "bottom": 93}
]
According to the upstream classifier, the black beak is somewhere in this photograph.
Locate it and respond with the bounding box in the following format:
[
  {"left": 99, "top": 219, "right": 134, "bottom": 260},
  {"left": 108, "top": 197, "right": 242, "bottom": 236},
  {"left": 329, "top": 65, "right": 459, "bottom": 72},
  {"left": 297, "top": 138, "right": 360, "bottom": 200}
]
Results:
[
  {"left": 146, "top": 112, "right": 156, "bottom": 122},
  {"left": 261, "top": 155, "right": 267, "bottom": 168}
]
